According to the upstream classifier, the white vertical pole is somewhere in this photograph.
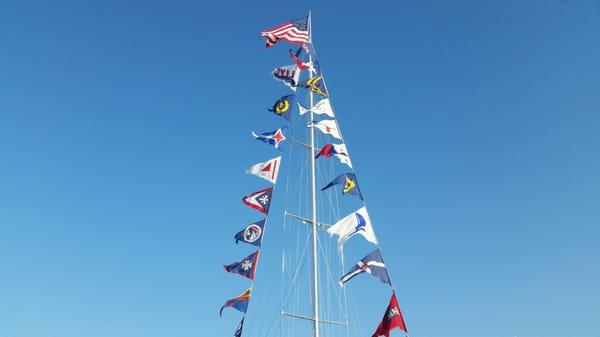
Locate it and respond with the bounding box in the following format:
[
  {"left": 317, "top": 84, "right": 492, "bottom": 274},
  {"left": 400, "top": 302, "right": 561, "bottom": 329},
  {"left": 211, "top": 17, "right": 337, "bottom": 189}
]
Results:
[{"left": 307, "top": 10, "right": 320, "bottom": 337}]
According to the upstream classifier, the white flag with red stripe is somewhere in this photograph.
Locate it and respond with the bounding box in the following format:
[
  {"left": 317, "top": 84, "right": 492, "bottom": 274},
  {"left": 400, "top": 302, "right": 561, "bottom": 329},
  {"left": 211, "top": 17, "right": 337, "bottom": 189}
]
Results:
[
  {"left": 312, "top": 119, "right": 341, "bottom": 140},
  {"left": 247, "top": 156, "right": 281, "bottom": 184}
]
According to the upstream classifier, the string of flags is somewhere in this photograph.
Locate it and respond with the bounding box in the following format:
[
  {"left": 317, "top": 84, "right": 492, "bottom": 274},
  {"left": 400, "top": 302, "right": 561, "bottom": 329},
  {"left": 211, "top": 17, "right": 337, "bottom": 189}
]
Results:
[{"left": 220, "top": 15, "right": 408, "bottom": 337}]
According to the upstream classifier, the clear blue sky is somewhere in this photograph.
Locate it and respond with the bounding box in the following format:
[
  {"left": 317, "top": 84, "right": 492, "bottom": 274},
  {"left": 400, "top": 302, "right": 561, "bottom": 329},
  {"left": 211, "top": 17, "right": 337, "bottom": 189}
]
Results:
[{"left": 1, "top": 1, "right": 599, "bottom": 337}]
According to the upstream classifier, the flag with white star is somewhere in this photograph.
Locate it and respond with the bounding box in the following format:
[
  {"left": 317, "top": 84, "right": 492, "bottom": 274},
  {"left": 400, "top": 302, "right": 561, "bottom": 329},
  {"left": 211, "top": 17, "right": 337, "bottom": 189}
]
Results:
[{"left": 223, "top": 251, "right": 260, "bottom": 280}]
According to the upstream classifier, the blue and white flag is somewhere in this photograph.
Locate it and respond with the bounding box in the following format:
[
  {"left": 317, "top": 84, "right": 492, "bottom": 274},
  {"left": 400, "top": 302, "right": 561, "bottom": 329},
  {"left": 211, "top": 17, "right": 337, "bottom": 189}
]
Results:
[
  {"left": 234, "top": 318, "right": 244, "bottom": 337},
  {"left": 235, "top": 220, "right": 265, "bottom": 247},
  {"left": 252, "top": 127, "right": 287, "bottom": 151},
  {"left": 272, "top": 65, "right": 301, "bottom": 91},
  {"left": 327, "top": 206, "right": 378, "bottom": 252},
  {"left": 224, "top": 251, "right": 260, "bottom": 280},
  {"left": 340, "top": 249, "right": 390, "bottom": 285}
]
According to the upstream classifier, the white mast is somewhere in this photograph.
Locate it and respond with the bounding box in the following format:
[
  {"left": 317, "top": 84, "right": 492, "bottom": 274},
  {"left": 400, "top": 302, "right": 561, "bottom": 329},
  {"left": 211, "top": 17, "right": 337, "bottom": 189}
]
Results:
[{"left": 307, "top": 11, "right": 320, "bottom": 337}]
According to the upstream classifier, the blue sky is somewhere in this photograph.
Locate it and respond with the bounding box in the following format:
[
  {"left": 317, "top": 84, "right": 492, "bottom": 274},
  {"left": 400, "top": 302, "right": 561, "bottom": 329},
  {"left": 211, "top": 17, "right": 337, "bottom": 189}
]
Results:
[{"left": 1, "top": 1, "right": 599, "bottom": 337}]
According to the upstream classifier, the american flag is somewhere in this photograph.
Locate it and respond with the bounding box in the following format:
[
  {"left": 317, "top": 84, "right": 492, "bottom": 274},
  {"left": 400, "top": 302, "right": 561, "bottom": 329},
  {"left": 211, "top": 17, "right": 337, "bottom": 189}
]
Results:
[{"left": 261, "top": 17, "right": 309, "bottom": 48}]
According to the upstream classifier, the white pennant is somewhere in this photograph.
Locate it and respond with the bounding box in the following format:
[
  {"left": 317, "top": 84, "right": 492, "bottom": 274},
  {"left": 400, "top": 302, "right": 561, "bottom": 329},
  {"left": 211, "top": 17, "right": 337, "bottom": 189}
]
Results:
[
  {"left": 246, "top": 156, "right": 281, "bottom": 184},
  {"left": 297, "top": 98, "right": 334, "bottom": 118},
  {"left": 272, "top": 64, "right": 301, "bottom": 92},
  {"left": 332, "top": 143, "right": 353, "bottom": 168},
  {"left": 327, "top": 206, "right": 378, "bottom": 252},
  {"left": 312, "top": 119, "right": 341, "bottom": 140}
]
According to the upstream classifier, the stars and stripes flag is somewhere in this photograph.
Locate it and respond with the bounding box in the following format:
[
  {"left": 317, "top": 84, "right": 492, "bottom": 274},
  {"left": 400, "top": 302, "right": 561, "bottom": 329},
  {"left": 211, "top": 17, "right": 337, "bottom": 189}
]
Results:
[{"left": 261, "top": 17, "right": 309, "bottom": 48}]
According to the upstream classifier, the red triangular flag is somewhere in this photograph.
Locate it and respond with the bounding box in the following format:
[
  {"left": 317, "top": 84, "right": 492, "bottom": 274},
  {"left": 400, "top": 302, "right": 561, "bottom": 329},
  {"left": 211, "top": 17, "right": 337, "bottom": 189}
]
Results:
[{"left": 372, "top": 291, "right": 408, "bottom": 337}]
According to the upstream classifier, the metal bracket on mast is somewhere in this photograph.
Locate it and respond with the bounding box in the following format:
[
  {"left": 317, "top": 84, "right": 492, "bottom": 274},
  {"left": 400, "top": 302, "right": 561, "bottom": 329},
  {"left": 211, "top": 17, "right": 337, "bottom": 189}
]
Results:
[
  {"left": 282, "top": 310, "right": 347, "bottom": 327},
  {"left": 284, "top": 210, "right": 331, "bottom": 229}
]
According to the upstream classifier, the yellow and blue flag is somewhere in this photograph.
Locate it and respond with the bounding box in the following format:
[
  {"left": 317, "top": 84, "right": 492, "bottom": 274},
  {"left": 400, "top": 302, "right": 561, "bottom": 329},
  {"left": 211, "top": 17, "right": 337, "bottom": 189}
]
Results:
[
  {"left": 321, "top": 173, "right": 362, "bottom": 200},
  {"left": 299, "top": 75, "right": 328, "bottom": 97},
  {"left": 268, "top": 94, "right": 295, "bottom": 121}
]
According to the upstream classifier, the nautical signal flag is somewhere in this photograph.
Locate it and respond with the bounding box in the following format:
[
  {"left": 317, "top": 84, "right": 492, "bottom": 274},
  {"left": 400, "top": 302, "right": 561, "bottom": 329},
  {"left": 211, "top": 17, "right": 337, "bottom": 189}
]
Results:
[
  {"left": 269, "top": 95, "right": 295, "bottom": 121},
  {"left": 311, "top": 119, "right": 341, "bottom": 139},
  {"left": 327, "top": 206, "right": 378, "bottom": 252},
  {"left": 224, "top": 251, "right": 260, "bottom": 280},
  {"left": 242, "top": 187, "right": 273, "bottom": 215},
  {"left": 252, "top": 127, "right": 287, "bottom": 151},
  {"left": 322, "top": 173, "right": 362, "bottom": 200},
  {"left": 247, "top": 156, "right": 281, "bottom": 184},
  {"left": 290, "top": 46, "right": 311, "bottom": 70},
  {"left": 235, "top": 220, "right": 265, "bottom": 247},
  {"left": 315, "top": 143, "right": 352, "bottom": 168},
  {"left": 220, "top": 288, "right": 252, "bottom": 316},
  {"left": 261, "top": 17, "right": 309, "bottom": 48},
  {"left": 372, "top": 291, "right": 408, "bottom": 337},
  {"left": 340, "top": 249, "right": 390, "bottom": 285},
  {"left": 299, "top": 75, "right": 328, "bottom": 97},
  {"left": 234, "top": 318, "right": 244, "bottom": 337},
  {"left": 272, "top": 65, "right": 301, "bottom": 91},
  {"left": 298, "top": 98, "right": 334, "bottom": 118}
]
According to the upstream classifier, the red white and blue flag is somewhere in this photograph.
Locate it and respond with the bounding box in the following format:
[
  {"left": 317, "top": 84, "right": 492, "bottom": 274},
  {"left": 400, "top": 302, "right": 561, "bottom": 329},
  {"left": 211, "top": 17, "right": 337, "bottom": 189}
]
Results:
[
  {"left": 340, "top": 249, "right": 390, "bottom": 285},
  {"left": 242, "top": 187, "right": 273, "bottom": 215},
  {"left": 252, "top": 127, "right": 287, "bottom": 151},
  {"left": 235, "top": 220, "right": 265, "bottom": 247},
  {"left": 290, "top": 46, "right": 311, "bottom": 70},
  {"left": 224, "top": 251, "right": 260, "bottom": 280},
  {"left": 372, "top": 291, "right": 408, "bottom": 337},
  {"left": 315, "top": 143, "right": 352, "bottom": 168},
  {"left": 261, "top": 17, "right": 309, "bottom": 48}
]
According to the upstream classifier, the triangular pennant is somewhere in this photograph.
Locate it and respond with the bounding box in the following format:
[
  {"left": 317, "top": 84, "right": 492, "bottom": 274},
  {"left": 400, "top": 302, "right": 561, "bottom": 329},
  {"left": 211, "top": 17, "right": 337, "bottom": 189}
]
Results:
[
  {"left": 242, "top": 187, "right": 273, "bottom": 215},
  {"left": 372, "top": 291, "right": 408, "bottom": 337},
  {"left": 247, "top": 156, "right": 281, "bottom": 184},
  {"left": 327, "top": 206, "right": 378, "bottom": 252},
  {"left": 311, "top": 120, "right": 341, "bottom": 139},
  {"left": 223, "top": 251, "right": 260, "bottom": 280},
  {"left": 234, "top": 220, "right": 265, "bottom": 247}
]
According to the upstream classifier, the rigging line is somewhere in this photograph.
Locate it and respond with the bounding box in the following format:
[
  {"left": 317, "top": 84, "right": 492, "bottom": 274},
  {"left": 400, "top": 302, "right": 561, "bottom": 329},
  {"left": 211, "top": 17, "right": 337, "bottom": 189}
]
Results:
[
  {"left": 315, "top": 225, "right": 346, "bottom": 320},
  {"left": 307, "top": 63, "right": 364, "bottom": 337},
  {"left": 281, "top": 228, "right": 311, "bottom": 308},
  {"left": 255, "top": 74, "right": 305, "bottom": 337},
  {"left": 308, "top": 65, "right": 400, "bottom": 290}
]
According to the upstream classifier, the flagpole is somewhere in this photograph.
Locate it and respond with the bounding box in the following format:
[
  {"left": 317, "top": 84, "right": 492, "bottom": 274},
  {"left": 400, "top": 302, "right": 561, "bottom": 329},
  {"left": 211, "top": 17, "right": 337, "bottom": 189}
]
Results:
[{"left": 307, "top": 10, "right": 320, "bottom": 337}]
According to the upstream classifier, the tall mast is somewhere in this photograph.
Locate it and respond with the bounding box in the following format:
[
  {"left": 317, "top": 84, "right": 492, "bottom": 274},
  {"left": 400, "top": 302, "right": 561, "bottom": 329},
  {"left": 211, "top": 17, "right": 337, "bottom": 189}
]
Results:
[{"left": 307, "top": 11, "right": 320, "bottom": 337}]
